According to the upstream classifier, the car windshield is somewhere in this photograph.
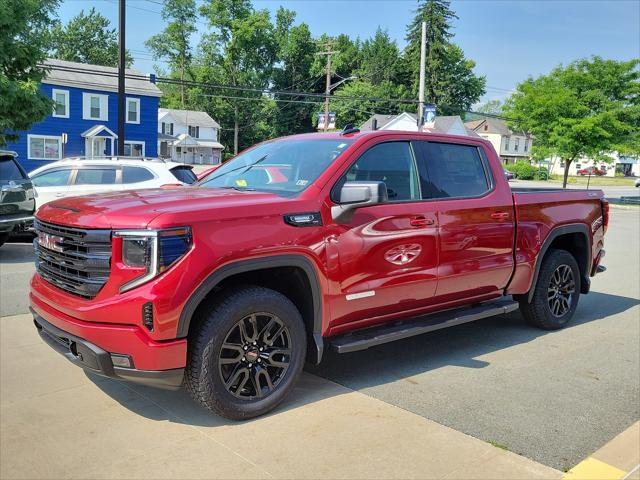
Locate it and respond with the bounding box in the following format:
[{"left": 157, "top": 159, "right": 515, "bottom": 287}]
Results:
[{"left": 199, "top": 138, "right": 353, "bottom": 194}]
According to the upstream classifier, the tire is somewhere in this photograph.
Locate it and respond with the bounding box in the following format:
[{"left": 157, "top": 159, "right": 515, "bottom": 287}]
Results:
[
  {"left": 185, "top": 285, "right": 306, "bottom": 420},
  {"left": 519, "top": 249, "right": 581, "bottom": 330},
  {"left": 0, "top": 233, "right": 9, "bottom": 247}
]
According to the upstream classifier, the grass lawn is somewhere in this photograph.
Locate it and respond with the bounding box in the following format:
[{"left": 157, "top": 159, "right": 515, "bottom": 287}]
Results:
[{"left": 546, "top": 176, "right": 637, "bottom": 187}]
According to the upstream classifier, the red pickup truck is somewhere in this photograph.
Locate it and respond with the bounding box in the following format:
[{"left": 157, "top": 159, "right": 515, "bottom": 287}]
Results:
[{"left": 30, "top": 130, "right": 608, "bottom": 420}]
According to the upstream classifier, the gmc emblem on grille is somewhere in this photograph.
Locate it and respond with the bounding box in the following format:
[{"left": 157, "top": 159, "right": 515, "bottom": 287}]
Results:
[{"left": 38, "top": 232, "right": 64, "bottom": 252}]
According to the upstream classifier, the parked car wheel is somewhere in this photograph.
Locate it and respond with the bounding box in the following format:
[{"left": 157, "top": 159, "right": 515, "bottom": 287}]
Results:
[
  {"left": 0, "top": 232, "right": 9, "bottom": 247},
  {"left": 519, "top": 249, "right": 580, "bottom": 330},
  {"left": 185, "top": 285, "right": 306, "bottom": 420}
]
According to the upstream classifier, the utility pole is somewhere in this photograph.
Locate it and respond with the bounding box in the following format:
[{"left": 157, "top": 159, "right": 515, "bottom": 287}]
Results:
[
  {"left": 417, "top": 21, "right": 427, "bottom": 129},
  {"left": 117, "top": 0, "right": 126, "bottom": 156},
  {"left": 317, "top": 44, "right": 338, "bottom": 132}
]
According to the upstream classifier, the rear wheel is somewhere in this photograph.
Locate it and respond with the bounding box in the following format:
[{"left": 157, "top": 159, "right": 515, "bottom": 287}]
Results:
[
  {"left": 519, "top": 249, "right": 580, "bottom": 330},
  {"left": 185, "top": 286, "right": 306, "bottom": 420},
  {"left": 0, "top": 233, "right": 9, "bottom": 247}
]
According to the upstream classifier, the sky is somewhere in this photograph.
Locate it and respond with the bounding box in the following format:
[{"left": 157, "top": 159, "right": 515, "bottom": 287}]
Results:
[{"left": 58, "top": 0, "right": 640, "bottom": 104}]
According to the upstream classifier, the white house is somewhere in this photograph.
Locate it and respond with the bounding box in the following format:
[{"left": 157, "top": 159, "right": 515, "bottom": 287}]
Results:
[
  {"left": 360, "top": 112, "right": 478, "bottom": 137},
  {"left": 547, "top": 152, "right": 640, "bottom": 178},
  {"left": 465, "top": 118, "right": 533, "bottom": 164},
  {"left": 157, "top": 108, "right": 224, "bottom": 165}
]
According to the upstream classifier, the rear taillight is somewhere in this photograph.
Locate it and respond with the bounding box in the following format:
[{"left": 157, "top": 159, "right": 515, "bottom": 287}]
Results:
[{"left": 601, "top": 199, "right": 609, "bottom": 233}]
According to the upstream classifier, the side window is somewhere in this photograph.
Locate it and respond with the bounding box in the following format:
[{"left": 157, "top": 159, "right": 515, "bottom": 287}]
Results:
[
  {"left": 421, "top": 142, "right": 490, "bottom": 198},
  {"left": 31, "top": 169, "right": 71, "bottom": 187},
  {"left": 342, "top": 142, "right": 420, "bottom": 201},
  {"left": 122, "top": 166, "right": 154, "bottom": 184},
  {"left": 75, "top": 168, "right": 117, "bottom": 185}
]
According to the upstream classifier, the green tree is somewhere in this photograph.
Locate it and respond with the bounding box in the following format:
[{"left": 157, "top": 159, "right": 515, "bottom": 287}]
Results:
[
  {"left": 271, "top": 7, "right": 319, "bottom": 136},
  {"left": 329, "top": 80, "right": 410, "bottom": 129},
  {"left": 358, "top": 28, "right": 401, "bottom": 86},
  {"left": 0, "top": 0, "right": 59, "bottom": 146},
  {"left": 503, "top": 57, "right": 640, "bottom": 188},
  {"left": 476, "top": 99, "right": 503, "bottom": 115},
  {"left": 403, "top": 0, "right": 485, "bottom": 115},
  {"left": 199, "top": 0, "right": 278, "bottom": 153},
  {"left": 146, "top": 0, "right": 197, "bottom": 108},
  {"left": 50, "top": 8, "right": 132, "bottom": 67}
]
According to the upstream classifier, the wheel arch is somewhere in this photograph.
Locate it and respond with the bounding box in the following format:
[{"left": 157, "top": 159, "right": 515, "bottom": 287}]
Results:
[
  {"left": 177, "top": 254, "right": 324, "bottom": 364},
  {"left": 526, "top": 224, "right": 591, "bottom": 303}
]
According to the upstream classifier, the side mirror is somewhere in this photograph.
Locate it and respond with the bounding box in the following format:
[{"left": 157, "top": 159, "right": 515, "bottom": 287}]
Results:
[{"left": 331, "top": 181, "right": 388, "bottom": 222}]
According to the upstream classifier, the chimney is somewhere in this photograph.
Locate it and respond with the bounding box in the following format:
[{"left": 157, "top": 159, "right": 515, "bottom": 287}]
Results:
[{"left": 372, "top": 118, "right": 378, "bottom": 131}]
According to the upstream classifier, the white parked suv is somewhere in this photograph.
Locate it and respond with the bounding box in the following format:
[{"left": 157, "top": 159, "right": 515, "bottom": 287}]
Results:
[{"left": 29, "top": 157, "right": 197, "bottom": 209}]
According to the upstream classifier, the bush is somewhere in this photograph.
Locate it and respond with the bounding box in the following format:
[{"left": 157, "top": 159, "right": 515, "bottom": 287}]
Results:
[
  {"left": 509, "top": 161, "right": 537, "bottom": 180},
  {"left": 533, "top": 167, "right": 549, "bottom": 180}
]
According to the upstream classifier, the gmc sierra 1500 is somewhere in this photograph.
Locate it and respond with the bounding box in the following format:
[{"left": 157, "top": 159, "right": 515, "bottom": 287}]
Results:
[{"left": 30, "top": 129, "right": 607, "bottom": 419}]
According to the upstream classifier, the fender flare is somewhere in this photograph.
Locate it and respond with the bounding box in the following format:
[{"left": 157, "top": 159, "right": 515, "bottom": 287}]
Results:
[
  {"left": 177, "top": 254, "right": 324, "bottom": 363},
  {"left": 527, "top": 223, "right": 591, "bottom": 303}
]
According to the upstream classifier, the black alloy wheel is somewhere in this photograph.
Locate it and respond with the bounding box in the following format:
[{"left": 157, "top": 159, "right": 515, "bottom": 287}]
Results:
[{"left": 218, "top": 312, "right": 292, "bottom": 399}]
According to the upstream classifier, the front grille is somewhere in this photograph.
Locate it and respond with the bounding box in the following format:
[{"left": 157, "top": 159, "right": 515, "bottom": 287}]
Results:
[{"left": 34, "top": 219, "right": 112, "bottom": 299}]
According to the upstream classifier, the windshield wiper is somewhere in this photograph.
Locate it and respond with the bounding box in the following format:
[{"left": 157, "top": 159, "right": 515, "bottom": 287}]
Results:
[
  {"left": 217, "top": 185, "right": 256, "bottom": 191},
  {"left": 205, "top": 154, "right": 269, "bottom": 183}
]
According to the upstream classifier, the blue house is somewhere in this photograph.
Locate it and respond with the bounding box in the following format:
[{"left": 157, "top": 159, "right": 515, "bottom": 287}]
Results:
[{"left": 6, "top": 59, "right": 162, "bottom": 173}]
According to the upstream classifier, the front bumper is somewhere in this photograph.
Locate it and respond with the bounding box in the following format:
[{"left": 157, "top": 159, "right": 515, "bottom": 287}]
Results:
[
  {"left": 0, "top": 215, "right": 33, "bottom": 233},
  {"left": 32, "top": 310, "right": 184, "bottom": 390}
]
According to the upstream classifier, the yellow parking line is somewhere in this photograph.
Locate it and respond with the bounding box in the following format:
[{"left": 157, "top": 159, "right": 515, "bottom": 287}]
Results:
[{"left": 563, "top": 457, "right": 627, "bottom": 480}]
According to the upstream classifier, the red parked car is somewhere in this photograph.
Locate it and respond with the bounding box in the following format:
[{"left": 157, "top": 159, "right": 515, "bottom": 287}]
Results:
[
  {"left": 577, "top": 166, "right": 606, "bottom": 176},
  {"left": 30, "top": 130, "right": 608, "bottom": 419}
]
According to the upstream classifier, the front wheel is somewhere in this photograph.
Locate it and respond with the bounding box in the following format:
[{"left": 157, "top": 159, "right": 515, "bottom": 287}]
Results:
[
  {"left": 185, "top": 286, "right": 306, "bottom": 420},
  {"left": 0, "top": 233, "right": 9, "bottom": 247},
  {"left": 519, "top": 249, "right": 581, "bottom": 330}
]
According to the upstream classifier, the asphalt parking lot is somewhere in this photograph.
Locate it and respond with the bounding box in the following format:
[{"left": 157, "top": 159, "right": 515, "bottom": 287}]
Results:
[{"left": 0, "top": 208, "right": 638, "bottom": 474}]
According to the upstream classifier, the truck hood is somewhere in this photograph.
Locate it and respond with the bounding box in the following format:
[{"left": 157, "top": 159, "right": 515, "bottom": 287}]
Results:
[{"left": 35, "top": 186, "right": 287, "bottom": 229}]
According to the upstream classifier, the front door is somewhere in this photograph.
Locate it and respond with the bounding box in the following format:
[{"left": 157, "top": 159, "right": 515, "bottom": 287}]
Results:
[
  {"left": 418, "top": 140, "right": 515, "bottom": 303},
  {"left": 327, "top": 141, "right": 439, "bottom": 332}
]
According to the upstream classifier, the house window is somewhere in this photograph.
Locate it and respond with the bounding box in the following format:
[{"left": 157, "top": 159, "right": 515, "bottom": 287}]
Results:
[
  {"left": 82, "top": 93, "right": 108, "bottom": 121},
  {"left": 28, "top": 135, "right": 62, "bottom": 160},
  {"left": 514, "top": 137, "right": 520, "bottom": 152},
  {"left": 575, "top": 163, "right": 582, "bottom": 169},
  {"left": 161, "top": 122, "right": 174, "bottom": 135},
  {"left": 504, "top": 137, "right": 510, "bottom": 151},
  {"left": 123, "top": 141, "right": 145, "bottom": 157},
  {"left": 524, "top": 138, "right": 529, "bottom": 152},
  {"left": 52, "top": 89, "right": 69, "bottom": 118},
  {"left": 188, "top": 125, "right": 199, "bottom": 138},
  {"left": 126, "top": 98, "right": 140, "bottom": 124}
]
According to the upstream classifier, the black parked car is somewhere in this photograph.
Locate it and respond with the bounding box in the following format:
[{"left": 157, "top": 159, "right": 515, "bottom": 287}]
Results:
[{"left": 0, "top": 151, "right": 35, "bottom": 247}]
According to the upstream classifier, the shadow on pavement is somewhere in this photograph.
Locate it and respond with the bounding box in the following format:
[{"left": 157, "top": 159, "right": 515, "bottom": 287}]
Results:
[{"left": 85, "top": 290, "right": 639, "bottom": 425}]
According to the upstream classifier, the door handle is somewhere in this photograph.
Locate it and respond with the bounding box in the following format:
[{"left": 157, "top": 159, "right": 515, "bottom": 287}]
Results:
[
  {"left": 410, "top": 216, "right": 434, "bottom": 228},
  {"left": 491, "top": 211, "right": 510, "bottom": 220}
]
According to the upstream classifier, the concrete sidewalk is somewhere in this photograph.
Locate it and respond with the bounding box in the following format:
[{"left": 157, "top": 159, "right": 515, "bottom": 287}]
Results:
[{"left": 0, "top": 313, "right": 561, "bottom": 479}]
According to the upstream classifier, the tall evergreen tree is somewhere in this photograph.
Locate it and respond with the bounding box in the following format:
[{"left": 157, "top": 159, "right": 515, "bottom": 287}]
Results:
[
  {"left": 403, "top": 0, "right": 485, "bottom": 115},
  {"left": 146, "top": 0, "right": 197, "bottom": 108}
]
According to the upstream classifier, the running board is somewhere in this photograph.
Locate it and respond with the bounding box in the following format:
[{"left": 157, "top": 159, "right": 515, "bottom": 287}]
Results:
[{"left": 328, "top": 299, "right": 519, "bottom": 354}]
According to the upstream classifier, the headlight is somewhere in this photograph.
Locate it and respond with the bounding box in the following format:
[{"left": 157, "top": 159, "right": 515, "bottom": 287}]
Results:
[{"left": 115, "top": 227, "right": 192, "bottom": 292}]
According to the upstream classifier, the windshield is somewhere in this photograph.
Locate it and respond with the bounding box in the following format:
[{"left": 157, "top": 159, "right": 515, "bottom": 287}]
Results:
[{"left": 199, "top": 138, "right": 353, "bottom": 194}]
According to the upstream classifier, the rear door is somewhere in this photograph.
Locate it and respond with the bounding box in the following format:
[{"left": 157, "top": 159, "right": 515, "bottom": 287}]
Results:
[
  {"left": 417, "top": 141, "right": 515, "bottom": 302},
  {"left": 0, "top": 154, "right": 35, "bottom": 217},
  {"left": 65, "top": 165, "right": 122, "bottom": 198},
  {"left": 328, "top": 140, "right": 439, "bottom": 330}
]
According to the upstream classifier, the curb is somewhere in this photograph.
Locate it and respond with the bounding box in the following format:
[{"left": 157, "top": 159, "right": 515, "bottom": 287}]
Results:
[
  {"left": 609, "top": 203, "right": 640, "bottom": 210},
  {"left": 563, "top": 422, "right": 639, "bottom": 480}
]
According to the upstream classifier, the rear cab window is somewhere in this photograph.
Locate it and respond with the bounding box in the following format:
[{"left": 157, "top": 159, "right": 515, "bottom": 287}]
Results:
[{"left": 418, "top": 142, "right": 492, "bottom": 199}]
